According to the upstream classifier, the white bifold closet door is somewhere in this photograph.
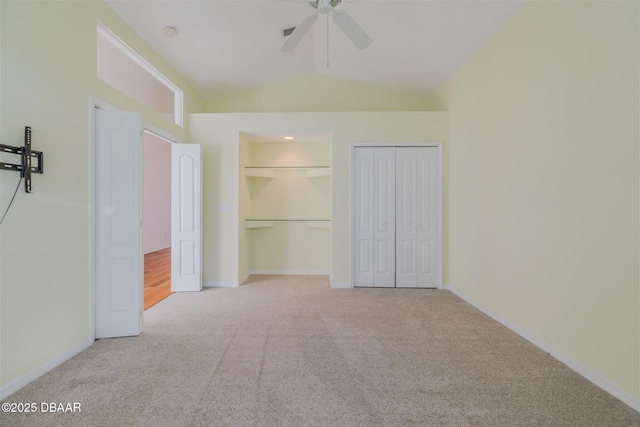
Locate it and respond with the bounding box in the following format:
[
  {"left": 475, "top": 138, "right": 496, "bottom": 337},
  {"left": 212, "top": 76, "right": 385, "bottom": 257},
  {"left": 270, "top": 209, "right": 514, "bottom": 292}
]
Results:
[
  {"left": 354, "top": 146, "right": 438, "bottom": 288},
  {"left": 395, "top": 147, "right": 438, "bottom": 288},
  {"left": 354, "top": 147, "right": 396, "bottom": 287}
]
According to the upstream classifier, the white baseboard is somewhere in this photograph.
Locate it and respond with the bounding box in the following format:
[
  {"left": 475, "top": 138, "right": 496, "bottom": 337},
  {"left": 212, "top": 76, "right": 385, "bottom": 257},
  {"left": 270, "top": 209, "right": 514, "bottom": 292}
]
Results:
[
  {"left": 0, "top": 337, "right": 93, "bottom": 401},
  {"left": 203, "top": 271, "right": 330, "bottom": 288},
  {"left": 239, "top": 271, "right": 251, "bottom": 286},
  {"left": 143, "top": 244, "right": 170, "bottom": 255},
  {"left": 446, "top": 284, "right": 640, "bottom": 412},
  {"left": 250, "top": 270, "right": 330, "bottom": 276},
  {"left": 330, "top": 282, "right": 351, "bottom": 289},
  {"left": 203, "top": 281, "right": 239, "bottom": 288}
]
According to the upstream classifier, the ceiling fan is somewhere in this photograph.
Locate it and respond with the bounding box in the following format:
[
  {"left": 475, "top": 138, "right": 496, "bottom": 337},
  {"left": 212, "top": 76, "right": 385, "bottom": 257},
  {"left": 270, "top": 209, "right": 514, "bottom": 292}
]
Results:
[{"left": 280, "top": 0, "right": 372, "bottom": 53}]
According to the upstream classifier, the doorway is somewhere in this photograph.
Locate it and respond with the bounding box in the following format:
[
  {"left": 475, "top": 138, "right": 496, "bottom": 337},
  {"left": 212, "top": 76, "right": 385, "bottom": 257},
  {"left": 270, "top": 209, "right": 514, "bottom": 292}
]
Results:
[
  {"left": 91, "top": 100, "right": 202, "bottom": 339},
  {"left": 143, "top": 132, "right": 173, "bottom": 309}
]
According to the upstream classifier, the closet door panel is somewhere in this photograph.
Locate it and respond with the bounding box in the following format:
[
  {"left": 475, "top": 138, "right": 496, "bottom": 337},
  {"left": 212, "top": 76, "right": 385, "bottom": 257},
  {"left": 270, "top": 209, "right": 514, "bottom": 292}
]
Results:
[
  {"left": 396, "top": 148, "right": 418, "bottom": 287},
  {"left": 417, "top": 147, "right": 438, "bottom": 288},
  {"left": 373, "top": 147, "right": 395, "bottom": 287},
  {"left": 354, "top": 148, "right": 375, "bottom": 286}
]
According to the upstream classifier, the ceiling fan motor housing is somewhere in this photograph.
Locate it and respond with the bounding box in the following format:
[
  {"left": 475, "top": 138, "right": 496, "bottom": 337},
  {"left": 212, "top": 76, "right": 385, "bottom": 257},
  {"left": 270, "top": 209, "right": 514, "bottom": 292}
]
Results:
[
  {"left": 281, "top": 0, "right": 370, "bottom": 52},
  {"left": 311, "top": 0, "right": 342, "bottom": 14}
]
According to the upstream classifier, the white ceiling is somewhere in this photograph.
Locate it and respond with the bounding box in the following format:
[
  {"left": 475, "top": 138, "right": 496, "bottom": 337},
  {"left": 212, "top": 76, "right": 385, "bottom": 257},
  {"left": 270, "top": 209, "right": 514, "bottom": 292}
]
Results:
[{"left": 105, "top": 0, "right": 525, "bottom": 101}]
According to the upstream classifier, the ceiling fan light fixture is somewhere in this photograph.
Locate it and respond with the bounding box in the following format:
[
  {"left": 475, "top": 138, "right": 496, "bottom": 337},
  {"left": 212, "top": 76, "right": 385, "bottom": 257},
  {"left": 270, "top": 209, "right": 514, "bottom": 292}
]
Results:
[{"left": 280, "top": 0, "right": 371, "bottom": 53}]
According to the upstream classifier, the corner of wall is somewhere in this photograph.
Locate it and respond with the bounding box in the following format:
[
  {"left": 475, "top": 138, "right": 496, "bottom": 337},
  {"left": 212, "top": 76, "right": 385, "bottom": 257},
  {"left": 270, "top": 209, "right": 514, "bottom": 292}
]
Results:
[
  {"left": 447, "top": 284, "right": 640, "bottom": 412},
  {"left": 424, "top": 92, "right": 449, "bottom": 111}
]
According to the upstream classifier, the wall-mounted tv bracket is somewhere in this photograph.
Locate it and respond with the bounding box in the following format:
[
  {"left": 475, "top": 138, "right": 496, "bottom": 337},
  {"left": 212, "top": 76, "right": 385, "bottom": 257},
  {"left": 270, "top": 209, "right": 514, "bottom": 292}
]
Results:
[{"left": 0, "top": 127, "right": 44, "bottom": 193}]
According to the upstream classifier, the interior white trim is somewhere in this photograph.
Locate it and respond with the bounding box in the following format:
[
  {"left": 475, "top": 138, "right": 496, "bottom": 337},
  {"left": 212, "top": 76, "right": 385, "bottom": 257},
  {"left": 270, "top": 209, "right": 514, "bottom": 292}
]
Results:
[
  {"left": 205, "top": 271, "right": 332, "bottom": 288},
  {"left": 446, "top": 284, "right": 640, "bottom": 412},
  {"left": 0, "top": 337, "right": 92, "bottom": 401},
  {"left": 97, "top": 21, "right": 184, "bottom": 127},
  {"left": 330, "top": 282, "right": 351, "bottom": 289},
  {"left": 239, "top": 271, "right": 252, "bottom": 286},
  {"left": 250, "top": 270, "right": 330, "bottom": 276},
  {"left": 145, "top": 243, "right": 171, "bottom": 255},
  {"left": 349, "top": 141, "right": 443, "bottom": 289},
  {"left": 144, "top": 125, "right": 183, "bottom": 145},
  {"left": 203, "top": 281, "right": 240, "bottom": 288}
]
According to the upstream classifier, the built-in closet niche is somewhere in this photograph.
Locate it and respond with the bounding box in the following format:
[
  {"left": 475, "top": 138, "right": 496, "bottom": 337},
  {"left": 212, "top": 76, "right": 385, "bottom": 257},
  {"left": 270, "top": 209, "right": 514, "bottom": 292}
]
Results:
[{"left": 240, "top": 134, "right": 331, "bottom": 276}]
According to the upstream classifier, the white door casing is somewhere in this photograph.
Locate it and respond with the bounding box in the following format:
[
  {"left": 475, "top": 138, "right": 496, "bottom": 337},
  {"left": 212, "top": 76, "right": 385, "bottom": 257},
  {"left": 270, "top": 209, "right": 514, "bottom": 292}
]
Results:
[
  {"left": 95, "top": 110, "right": 143, "bottom": 338},
  {"left": 171, "top": 143, "right": 202, "bottom": 292}
]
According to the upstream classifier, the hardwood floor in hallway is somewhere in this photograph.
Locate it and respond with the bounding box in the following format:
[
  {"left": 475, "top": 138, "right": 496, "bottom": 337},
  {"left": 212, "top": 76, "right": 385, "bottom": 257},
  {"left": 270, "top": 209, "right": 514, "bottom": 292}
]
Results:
[{"left": 144, "top": 248, "right": 172, "bottom": 310}]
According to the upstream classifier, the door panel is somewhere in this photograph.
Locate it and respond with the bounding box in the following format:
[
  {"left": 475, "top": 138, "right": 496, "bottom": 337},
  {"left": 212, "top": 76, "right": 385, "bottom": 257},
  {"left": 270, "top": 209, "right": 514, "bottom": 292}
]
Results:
[
  {"left": 373, "top": 148, "right": 395, "bottom": 287},
  {"left": 358, "top": 240, "right": 372, "bottom": 275},
  {"left": 171, "top": 144, "right": 202, "bottom": 292},
  {"left": 421, "top": 240, "right": 434, "bottom": 275},
  {"left": 417, "top": 147, "right": 438, "bottom": 288},
  {"left": 354, "top": 148, "right": 375, "bottom": 286},
  {"left": 420, "top": 155, "right": 434, "bottom": 234},
  {"left": 95, "top": 110, "right": 143, "bottom": 338},
  {"left": 396, "top": 148, "right": 418, "bottom": 288}
]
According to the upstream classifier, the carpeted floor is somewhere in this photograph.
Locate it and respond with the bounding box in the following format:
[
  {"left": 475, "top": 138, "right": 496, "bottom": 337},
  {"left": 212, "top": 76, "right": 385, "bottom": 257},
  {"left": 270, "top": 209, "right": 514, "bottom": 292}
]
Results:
[{"left": 2, "top": 275, "right": 639, "bottom": 426}]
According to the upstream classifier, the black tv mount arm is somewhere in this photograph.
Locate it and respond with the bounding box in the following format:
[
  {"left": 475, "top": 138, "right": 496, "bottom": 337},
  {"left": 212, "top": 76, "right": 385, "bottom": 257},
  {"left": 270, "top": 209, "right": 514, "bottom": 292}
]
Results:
[{"left": 0, "top": 127, "right": 44, "bottom": 193}]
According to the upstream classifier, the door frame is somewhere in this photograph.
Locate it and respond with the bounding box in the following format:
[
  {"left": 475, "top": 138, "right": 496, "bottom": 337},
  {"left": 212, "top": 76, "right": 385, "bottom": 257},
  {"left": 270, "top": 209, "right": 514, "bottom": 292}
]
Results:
[
  {"left": 88, "top": 96, "right": 183, "bottom": 340},
  {"left": 349, "top": 142, "right": 443, "bottom": 289}
]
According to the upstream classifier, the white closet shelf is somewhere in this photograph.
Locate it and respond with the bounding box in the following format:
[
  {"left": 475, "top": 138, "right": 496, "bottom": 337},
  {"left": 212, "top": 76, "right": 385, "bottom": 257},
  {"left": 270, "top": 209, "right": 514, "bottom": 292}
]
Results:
[
  {"left": 244, "top": 220, "right": 276, "bottom": 228},
  {"left": 305, "top": 168, "right": 331, "bottom": 178},
  {"left": 244, "top": 169, "right": 275, "bottom": 178},
  {"left": 244, "top": 166, "right": 331, "bottom": 179},
  {"left": 244, "top": 219, "right": 331, "bottom": 229}
]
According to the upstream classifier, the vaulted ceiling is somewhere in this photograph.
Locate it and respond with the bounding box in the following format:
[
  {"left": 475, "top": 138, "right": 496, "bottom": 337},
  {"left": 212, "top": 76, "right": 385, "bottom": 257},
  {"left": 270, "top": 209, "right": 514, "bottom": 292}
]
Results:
[{"left": 105, "top": 0, "right": 525, "bottom": 101}]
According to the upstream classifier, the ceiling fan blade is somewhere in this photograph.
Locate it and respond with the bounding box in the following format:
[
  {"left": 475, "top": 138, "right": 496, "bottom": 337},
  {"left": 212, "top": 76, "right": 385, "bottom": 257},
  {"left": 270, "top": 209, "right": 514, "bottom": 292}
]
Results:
[
  {"left": 280, "top": 14, "right": 318, "bottom": 52},
  {"left": 332, "top": 10, "right": 372, "bottom": 50}
]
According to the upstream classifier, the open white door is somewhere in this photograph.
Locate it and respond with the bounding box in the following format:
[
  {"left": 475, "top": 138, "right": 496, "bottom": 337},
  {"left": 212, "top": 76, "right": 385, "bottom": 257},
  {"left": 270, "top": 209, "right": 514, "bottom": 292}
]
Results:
[
  {"left": 171, "top": 143, "right": 202, "bottom": 292},
  {"left": 95, "top": 110, "right": 143, "bottom": 338}
]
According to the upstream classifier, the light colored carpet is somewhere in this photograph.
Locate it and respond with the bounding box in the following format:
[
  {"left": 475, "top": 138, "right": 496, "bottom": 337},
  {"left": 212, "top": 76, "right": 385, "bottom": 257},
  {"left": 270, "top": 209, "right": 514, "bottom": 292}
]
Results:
[{"left": 2, "top": 275, "right": 639, "bottom": 426}]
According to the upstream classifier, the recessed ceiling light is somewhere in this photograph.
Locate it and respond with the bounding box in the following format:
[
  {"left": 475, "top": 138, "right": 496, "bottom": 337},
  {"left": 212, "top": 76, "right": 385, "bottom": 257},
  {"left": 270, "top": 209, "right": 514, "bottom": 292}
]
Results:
[
  {"left": 163, "top": 26, "right": 178, "bottom": 38},
  {"left": 283, "top": 136, "right": 294, "bottom": 140}
]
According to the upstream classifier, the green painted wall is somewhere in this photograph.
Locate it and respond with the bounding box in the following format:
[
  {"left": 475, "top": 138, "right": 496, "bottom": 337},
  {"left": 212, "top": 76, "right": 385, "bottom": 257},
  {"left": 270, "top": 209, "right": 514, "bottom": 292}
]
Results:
[
  {"left": 208, "top": 73, "right": 433, "bottom": 113},
  {"left": 0, "top": 0, "right": 205, "bottom": 390},
  {"left": 439, "top": 0, "right": 639, "bottom": 403}
]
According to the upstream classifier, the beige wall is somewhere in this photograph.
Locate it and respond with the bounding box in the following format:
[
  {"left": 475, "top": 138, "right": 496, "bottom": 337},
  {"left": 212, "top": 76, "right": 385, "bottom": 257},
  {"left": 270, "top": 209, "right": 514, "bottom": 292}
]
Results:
[
  {"left": 189, "top": 112, "right": 449, "bottom": 287},
  {"left": 439, "top": 0, "right": 639, "bottom": 403},
  {"left": 208, "top": 73, "right": 432, "bottom": 113},
  {"left": 0, "top": 0, "right": 205, "bottom": 391}
]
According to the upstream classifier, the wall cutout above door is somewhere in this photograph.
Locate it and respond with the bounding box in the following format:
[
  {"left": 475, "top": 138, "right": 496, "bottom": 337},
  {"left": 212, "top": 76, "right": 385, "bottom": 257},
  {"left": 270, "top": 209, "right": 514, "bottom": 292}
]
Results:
[{"left": 97, "top": 22, "right": 183, "bottom": 127}]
